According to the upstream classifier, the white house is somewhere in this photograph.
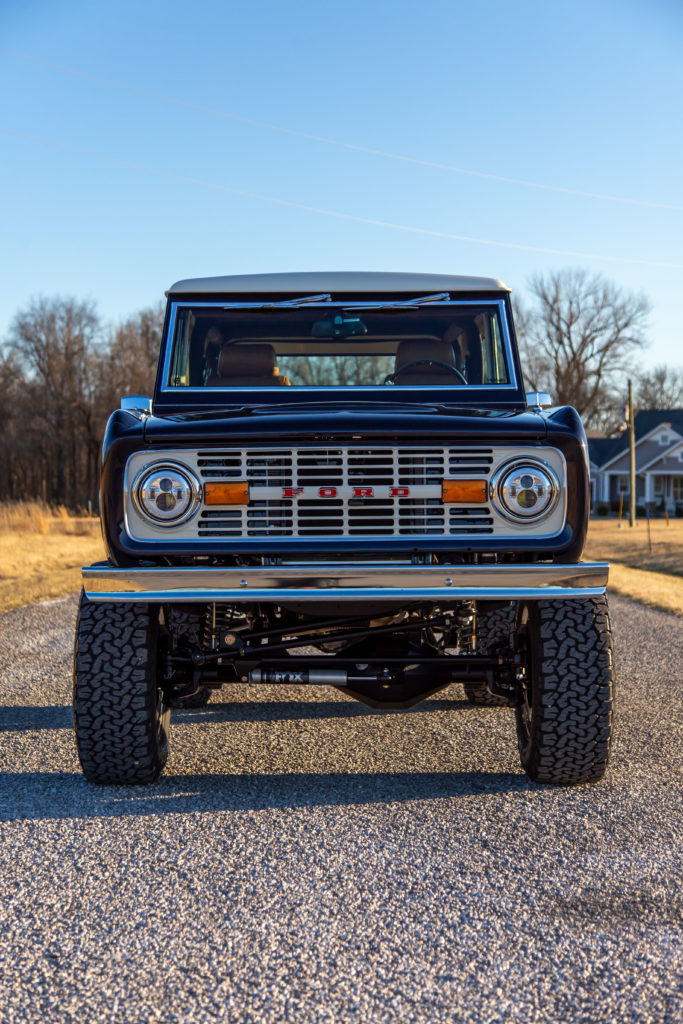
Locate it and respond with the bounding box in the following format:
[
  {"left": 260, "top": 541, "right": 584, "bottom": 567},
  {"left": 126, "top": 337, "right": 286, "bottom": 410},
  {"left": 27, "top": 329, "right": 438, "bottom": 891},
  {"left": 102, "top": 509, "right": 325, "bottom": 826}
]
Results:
[{"left": 587, "top": 409, "right": 683, "bottom": 514}]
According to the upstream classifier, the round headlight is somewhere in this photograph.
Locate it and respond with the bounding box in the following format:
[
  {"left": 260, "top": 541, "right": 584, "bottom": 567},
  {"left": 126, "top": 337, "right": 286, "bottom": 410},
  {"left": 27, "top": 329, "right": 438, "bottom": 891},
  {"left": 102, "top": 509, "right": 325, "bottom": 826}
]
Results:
[
  {"left": 133, "top": 463, "right": 200, "bottom": 525},
  {"left": 491, "top": 460, "right": 559, "bottom": 522}
]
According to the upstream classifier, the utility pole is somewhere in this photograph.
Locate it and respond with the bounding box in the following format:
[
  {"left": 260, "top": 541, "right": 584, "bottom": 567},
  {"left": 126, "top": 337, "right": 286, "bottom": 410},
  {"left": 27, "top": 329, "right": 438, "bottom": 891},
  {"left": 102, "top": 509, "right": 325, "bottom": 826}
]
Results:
[{"left": 628, "top": 379, "right": 636, "bottom": 527}]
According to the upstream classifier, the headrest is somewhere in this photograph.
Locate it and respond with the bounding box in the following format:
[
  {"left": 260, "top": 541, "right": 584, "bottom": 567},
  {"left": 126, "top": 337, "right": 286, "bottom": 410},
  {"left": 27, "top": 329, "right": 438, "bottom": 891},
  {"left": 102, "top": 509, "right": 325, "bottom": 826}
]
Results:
[
  {"left": 395, "top": 339, "right": 457, "bottom": 372},
  {"left": 217, "top": 343, "right": 277, "bottom": 378},
  {"left": 205, "top": 326, "right": 224, "bottom": 347}
]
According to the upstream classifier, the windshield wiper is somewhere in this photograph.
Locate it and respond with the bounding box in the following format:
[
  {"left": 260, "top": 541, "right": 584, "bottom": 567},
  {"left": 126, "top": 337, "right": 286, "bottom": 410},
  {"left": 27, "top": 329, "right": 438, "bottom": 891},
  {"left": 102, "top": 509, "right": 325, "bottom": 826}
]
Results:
[
  {"left": 220, "top": 292, "right": 452, "bottom": 311},
  {"left": 342, "top": 292, "right": 451, "bottom": 311},
  {"left": 222, "top": 294, "right": 332, "bottom": 310}
]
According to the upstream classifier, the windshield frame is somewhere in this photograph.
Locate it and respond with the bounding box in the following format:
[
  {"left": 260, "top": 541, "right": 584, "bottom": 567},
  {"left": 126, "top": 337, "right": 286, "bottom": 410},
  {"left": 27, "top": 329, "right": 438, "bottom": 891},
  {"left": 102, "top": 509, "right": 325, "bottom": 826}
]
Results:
[{"left": 153, "top": 297, "right": 525, "bottom": 411}]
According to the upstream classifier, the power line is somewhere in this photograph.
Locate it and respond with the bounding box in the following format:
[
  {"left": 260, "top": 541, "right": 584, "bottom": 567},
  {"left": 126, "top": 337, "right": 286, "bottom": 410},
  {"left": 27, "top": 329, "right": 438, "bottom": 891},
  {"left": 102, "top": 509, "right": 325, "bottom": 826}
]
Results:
[
  {"left": 2, "top": 46, "right": 682, "bottom": 213},
  {"left": 3, "top": 127, "right": 682, "bottom": 270}
]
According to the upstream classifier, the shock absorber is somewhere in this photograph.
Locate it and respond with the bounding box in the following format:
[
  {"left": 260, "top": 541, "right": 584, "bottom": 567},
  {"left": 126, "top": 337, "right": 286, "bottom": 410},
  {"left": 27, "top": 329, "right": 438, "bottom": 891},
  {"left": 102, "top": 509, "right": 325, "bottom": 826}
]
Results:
[{"left": 249, "top": 667, "right": 349, "bottom": 685}]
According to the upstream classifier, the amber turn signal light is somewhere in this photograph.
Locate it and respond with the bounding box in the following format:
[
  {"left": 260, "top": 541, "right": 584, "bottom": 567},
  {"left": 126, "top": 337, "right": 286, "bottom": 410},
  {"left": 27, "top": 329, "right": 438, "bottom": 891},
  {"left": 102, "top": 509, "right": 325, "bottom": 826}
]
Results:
[
  {"left": 442, "top": 479, "right": 488, "bottom": 503},
  {"left": 204, "top": 482, "right": 250, "bottom": 505}
]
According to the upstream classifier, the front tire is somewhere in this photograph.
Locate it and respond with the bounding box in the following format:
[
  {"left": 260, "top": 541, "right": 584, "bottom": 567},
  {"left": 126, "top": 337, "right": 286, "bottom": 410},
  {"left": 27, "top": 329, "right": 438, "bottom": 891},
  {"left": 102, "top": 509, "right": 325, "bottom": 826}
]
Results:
[
  {"left": 73, "top": 593, "right": 170, "bottom": 784},
  {"left": 516, "top": 597, "right": 615, "bottom": 785}
]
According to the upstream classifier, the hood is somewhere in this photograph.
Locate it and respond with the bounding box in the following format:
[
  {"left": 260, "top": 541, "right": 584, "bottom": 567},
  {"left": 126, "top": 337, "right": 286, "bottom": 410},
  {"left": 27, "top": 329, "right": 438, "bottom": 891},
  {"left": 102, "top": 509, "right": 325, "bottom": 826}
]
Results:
[{"left": 142, "top": 402, "right": 548, "bottom": 445}]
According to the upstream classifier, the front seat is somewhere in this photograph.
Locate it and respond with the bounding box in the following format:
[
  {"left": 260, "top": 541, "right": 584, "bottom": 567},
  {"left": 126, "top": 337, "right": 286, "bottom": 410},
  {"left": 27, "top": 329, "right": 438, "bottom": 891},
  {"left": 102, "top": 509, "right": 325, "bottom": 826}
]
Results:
[
  {"left": 207, "top": 343, "right": 290, "bottom": 387},
  {"left": 391, "top": 339, "right": 461, "bottom": 385}
]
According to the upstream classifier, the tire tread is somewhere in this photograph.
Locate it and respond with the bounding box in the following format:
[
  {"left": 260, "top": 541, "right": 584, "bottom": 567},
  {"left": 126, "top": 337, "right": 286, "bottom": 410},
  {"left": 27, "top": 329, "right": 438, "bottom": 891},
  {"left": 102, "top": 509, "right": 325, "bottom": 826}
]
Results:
[
  {"left": 518, "top": 596, "right": 615, "bottom": 785},
  {"left": 73, "top": 593, "right": 168, "bottom": 785}
]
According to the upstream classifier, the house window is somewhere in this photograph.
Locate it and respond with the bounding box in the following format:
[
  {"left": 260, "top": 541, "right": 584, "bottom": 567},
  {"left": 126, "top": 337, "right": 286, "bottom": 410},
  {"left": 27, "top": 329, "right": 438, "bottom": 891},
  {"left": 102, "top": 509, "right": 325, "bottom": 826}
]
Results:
[
  {"left": 659, "top": 433, "right": 670, "bottom": 446},
  {"left": 618, "top": 476, "right": 629, "bottom": 493},
  {"left": 673, "top": 477, "right": 683, "bottom": 502}
]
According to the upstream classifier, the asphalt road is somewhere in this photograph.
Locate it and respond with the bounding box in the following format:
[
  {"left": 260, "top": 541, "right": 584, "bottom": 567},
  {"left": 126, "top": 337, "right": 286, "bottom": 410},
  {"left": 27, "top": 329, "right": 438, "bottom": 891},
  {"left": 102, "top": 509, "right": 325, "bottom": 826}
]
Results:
[{"left": 0, "top": 593, "right": 681, "bottom": 1023}]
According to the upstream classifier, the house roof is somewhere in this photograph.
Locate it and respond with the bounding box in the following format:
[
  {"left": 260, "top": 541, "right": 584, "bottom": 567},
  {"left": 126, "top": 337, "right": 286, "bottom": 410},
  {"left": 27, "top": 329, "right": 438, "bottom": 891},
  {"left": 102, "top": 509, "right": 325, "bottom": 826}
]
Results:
[
  {"left": 166, "top": 271, "right": 510, "bottom": 296},
  {"left": 587, "top": 437, "right": 626, "bottom": 467},
  {"left": 587, "top": 409, "right": 683, "bottom": 470},
  {"left": 634, "top": 408, "right": 683, "bottom": 438}
]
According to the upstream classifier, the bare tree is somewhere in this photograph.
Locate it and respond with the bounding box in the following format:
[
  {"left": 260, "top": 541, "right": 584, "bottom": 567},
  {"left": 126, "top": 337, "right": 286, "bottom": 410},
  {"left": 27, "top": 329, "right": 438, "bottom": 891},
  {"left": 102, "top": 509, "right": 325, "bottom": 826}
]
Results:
[
  {"left": 99, "top": 303, "right": 164, "bottom": 402},
  {"left": 278, "top": 353, "right": 393, "bottom": 386},
  {"left": 636, "top": 364, "right": 683, "bottom": 411},
  {"left": 0, "top": 351, "right": 25, "bottom": 498},
  {"left": 516, "top": 269, "right": 651, "bottom": 429},
  {"left": 8, "top": 296, "right": 102, "bottom": 505},
  {"left": 80, "top": 303, "right": 163, "bottom": 500},
  {"left": 1, "top": 298, "right": 165, "bottom": 507}
]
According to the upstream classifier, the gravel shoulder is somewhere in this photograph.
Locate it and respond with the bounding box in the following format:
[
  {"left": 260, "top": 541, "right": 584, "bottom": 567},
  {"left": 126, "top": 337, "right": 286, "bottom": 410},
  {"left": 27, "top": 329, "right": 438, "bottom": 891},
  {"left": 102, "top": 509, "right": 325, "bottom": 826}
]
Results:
[{"left": 0, "top": 593, "right": 681, "bottom": 1023}]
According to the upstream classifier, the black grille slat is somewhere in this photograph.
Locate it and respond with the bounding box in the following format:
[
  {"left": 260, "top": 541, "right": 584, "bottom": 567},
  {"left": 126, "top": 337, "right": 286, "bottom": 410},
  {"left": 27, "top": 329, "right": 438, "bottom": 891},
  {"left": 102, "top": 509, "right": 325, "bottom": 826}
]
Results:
[
  {"left": 198, "top": 506, "right": 243, "bottom": 537},
  {"left": 244, "top": 499, "right": 294, "bottom": 536},
  {"left": 448, "top": 505, "right": 494, "bottom": 535}
]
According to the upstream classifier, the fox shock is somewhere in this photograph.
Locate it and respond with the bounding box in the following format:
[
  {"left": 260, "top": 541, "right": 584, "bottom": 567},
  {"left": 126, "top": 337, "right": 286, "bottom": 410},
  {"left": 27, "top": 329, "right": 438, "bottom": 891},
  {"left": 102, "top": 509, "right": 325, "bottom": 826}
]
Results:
[{"left": 249, "top": 667, "right": 349, "bottom": 685}]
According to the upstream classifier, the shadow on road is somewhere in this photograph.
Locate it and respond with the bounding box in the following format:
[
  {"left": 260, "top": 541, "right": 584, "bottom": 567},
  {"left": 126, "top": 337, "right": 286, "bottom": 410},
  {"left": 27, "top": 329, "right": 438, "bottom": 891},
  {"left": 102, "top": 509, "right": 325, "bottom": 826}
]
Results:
[
  {"left": 0, "top": 694, "right": 525, "bottom": 822},
  {"left": 0, "top": 705, "right": 73, "bottom": 731},
  {"left": 0, "top": 767, "right": 532, "bottom": 822},
  {"left": 0, "top": 696, "right": 475, "bottom": 732},
  {"left": 177, "top": 697, "right": 474, "bottom": 723}
]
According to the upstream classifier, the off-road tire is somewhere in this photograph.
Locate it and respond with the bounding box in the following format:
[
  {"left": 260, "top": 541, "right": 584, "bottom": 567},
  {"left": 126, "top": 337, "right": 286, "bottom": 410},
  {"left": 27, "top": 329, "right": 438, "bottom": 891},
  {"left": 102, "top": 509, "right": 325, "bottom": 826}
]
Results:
[
  {"left": 73, "top": 592, "right": 170, "bottom": 785},
  {"left": 464, "top": 603, "right": 514, "bottom": 706},
  {"left": 516, "top": 596, "right": 615, "bottom": 785}
]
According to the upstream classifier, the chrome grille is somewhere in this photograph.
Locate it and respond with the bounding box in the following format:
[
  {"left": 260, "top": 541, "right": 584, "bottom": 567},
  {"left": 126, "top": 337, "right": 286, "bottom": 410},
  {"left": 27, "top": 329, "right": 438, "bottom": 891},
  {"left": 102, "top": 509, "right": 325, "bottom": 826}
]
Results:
[{"left": 195, "top": 446, "right": 495, "bottom": 538}]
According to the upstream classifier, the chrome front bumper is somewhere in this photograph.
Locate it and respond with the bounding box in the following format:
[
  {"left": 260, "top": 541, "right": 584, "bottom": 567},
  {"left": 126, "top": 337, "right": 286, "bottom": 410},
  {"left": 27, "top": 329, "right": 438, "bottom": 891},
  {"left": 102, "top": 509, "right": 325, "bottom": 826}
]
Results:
[{"left": 81, "top": 562, "right": 609, "bottom": 602}]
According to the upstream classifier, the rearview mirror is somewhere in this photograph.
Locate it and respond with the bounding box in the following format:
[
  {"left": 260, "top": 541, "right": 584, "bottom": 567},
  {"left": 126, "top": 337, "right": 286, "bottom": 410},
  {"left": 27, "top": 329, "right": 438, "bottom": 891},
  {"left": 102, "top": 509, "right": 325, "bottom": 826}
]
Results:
[{"left": 312, "top": 314, "right": 367, "bottom": 338}]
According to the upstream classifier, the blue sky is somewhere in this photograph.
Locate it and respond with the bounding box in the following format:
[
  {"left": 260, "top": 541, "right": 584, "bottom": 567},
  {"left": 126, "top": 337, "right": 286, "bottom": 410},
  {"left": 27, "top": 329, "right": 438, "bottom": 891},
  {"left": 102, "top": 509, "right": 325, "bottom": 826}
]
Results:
[{"left": 1, "top": 0, "right": 681, "bottom": 367}]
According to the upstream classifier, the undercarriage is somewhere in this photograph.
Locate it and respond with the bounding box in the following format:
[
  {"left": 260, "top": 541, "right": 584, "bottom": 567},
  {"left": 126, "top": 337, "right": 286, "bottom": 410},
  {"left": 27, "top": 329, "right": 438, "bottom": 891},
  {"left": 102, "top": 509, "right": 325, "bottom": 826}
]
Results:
[{"left": 163, "top": 600, "right": 521, "bottom": 709}]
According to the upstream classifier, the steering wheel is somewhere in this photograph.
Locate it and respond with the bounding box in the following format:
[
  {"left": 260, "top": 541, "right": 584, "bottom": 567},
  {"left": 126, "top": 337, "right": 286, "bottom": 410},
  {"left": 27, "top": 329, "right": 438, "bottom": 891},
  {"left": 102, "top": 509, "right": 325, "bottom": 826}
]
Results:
[{"left": 384, "top": 359, "right": 468, "bottom": 385}]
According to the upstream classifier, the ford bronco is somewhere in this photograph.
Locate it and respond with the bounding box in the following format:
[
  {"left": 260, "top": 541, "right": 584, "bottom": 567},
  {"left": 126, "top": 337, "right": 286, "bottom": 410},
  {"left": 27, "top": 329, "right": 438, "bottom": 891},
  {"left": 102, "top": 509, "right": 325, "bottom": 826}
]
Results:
[{"left": 74, "top": 272, "right": 614, "bottom": 786}]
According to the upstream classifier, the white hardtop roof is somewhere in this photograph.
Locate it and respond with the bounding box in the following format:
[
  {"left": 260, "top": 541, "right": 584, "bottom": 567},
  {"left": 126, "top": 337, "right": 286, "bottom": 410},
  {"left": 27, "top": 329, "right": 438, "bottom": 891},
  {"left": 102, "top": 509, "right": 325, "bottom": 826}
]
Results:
[{"left": 167, "top": 271, "right": 510, "bottom": 296}]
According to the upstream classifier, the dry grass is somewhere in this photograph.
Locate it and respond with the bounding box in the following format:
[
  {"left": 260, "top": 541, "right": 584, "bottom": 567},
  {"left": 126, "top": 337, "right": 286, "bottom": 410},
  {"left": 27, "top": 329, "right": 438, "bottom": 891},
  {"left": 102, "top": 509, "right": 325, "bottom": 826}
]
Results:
[
  {"left": 584, "top": 517, "right": 683, "bottom": 616},
  {"left": 606, "top": 563, "right": 683, "bottom": 618},
  {"left": 0, "top": 500, "right": 97, "bottom": 537},
  {"left": 585, "top": 517, "right": 683, "bottom": 577},
  {"left": 0, "top": 502, "right": 104, "bottom": 613}
]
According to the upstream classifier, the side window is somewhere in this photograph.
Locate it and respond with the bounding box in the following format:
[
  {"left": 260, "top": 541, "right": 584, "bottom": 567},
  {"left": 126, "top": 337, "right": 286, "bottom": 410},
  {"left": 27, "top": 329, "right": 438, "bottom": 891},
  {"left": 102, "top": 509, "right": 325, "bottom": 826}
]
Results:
[
  {"left": 489, "top": 315, "right": 507, "bottom": 384},
  {"left": 169, "top": 309, "right": 194, "bottom": 386},
  {"left": 478, "top": 313, "right": 507, "bottom": 384}
]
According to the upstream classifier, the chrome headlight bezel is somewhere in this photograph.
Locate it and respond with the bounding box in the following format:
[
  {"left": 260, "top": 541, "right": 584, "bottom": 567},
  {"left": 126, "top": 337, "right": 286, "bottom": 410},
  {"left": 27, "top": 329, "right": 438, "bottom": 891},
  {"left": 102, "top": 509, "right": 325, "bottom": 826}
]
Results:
[
  {"left": 490, "top": 458, "right": 560, "bottom": 524},
  {"left": 132, "top": 461, "right": 201, "bottom": 526}
]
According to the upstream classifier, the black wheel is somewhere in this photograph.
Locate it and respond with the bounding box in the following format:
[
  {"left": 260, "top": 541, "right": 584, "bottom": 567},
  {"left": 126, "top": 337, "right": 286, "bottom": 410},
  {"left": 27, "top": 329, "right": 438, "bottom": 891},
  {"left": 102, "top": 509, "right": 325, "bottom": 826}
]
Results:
[
  {"left": 73, "top": 592, "right": 171, "bottom": 784},
  {"left": 516, "top": 597, "right": 615, "bottom": 785},
  {"left": 464, "top": 603, "right": 514, "bottom": 706},
  {"left": 176, "top": 687, "right": 212, "bottom": 709}
]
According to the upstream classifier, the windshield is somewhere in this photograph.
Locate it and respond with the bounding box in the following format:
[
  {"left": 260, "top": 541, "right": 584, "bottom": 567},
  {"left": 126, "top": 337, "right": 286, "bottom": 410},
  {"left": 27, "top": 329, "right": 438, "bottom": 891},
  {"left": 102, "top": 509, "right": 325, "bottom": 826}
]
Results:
[{"left": 165, "top": 303, "right": 513, "bottom": 389}]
